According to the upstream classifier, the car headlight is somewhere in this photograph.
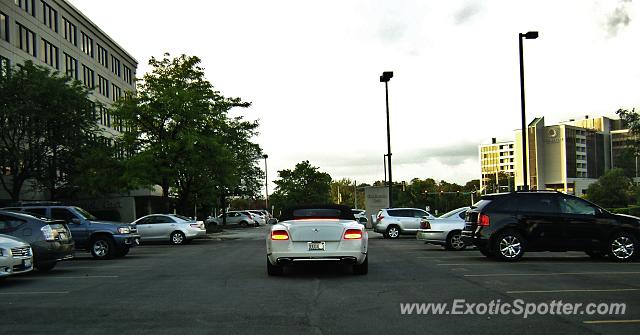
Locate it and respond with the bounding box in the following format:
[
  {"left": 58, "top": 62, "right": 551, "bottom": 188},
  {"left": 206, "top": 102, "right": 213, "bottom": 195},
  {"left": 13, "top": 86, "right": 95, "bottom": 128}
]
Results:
[{"left": 118, "top": 227, "right": 130, "bottom": 234}]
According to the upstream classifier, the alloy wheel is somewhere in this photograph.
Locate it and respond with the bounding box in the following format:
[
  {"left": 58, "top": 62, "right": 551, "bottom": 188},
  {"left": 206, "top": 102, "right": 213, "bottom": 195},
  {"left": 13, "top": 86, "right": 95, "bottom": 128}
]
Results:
[
  {"left": 387, "top": 227, "right": 399, "bottom": 239},
  {"left": 499, "top": 235, "right": 522, "bottom": 259},
  {"left": 172, "top": 232, "right": 185, "bottom": 245},
  {"left": 93, "top": 240, "right": 109, "bottom": 257},
  {"left": 450, "top": 234, "right": 465, "bottom": 250},
  {"left": 611, "top": 236, "right": 635, "bottom": 260}
]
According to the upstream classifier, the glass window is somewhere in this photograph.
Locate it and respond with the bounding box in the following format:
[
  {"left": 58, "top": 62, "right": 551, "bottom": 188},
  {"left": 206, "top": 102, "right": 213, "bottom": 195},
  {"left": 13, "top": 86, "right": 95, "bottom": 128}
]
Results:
[
  {"left": 0, "top": 11, "right": 8, "bottom": 42},
  {"left": 97, "top": 44, "right": 108, "bottom": 68},
  {"left": 82, "top": 65, "right": 94, "bottom": 88},
  {"left": 16, "top": 22, "right": 36, "bottom": 57},
  {"left": 0, "top": 214, "right": 26, "bottom": 233},
  {"left": 516, "top": 194, "right": 559, "bottom": 214},
  {"left": 81, "top": 32, "right": 93, "bottom": 57},
  {"left": 559, "top": 197, "right": 597, "bottom": 215},
  {"left": 39, "top": 38, "right": 59, "bottom": 69},
  {"left": 64, "top": 53, "right": 77, "bottom": 79},
  {"left": 51, "top": 208, "right": 78, "bottom": 222},
  {"left": 41, "top": 1, "right": 58, "bottom": 32},
  {"left": 412, "top": 210, "right": 428, "bottom": 218},
  {"left": 155, "top": 216, "right": 176, "bottom": 223},
  {"left": 63, "top": 17, "right": 77, "bottom": 45},
  {"left": 23, "top": 208, "right": 47, "bottom": 217}
]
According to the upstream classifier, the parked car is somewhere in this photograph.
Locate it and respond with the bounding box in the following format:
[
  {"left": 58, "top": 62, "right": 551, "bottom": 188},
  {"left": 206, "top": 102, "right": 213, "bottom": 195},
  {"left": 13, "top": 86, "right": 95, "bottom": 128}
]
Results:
[
  {"left": 2, "top": 204, "right": 140, "bottom": 260},
  {"left": 218, "top": 211, "right": 258, "bottom": 227},
  {"left": 0, "top": 210, "right": 73, "bottom": 272},
  {"left": 132, "top": 214, "right": 207, "bottom": 245},
  {"left": 351, "top": 209, "right": 368, "bottom": 224},
  {"left": 266, "top": 204, "right": 368, "bottom": 276},
  {"left": 0, "top": 234, "right": 34, "bottom": 280},
  {"left": 416, "top": 206, "right": 470, "bottom": 250},
  {"left": 374, "top": 208, "right": 436, "bottom": 239},
  {"left": 461, "top": 191, "right": 640, "bottom": 262},
  {"left": 244, "top": 211, "right": 265, "bottom": 225}
]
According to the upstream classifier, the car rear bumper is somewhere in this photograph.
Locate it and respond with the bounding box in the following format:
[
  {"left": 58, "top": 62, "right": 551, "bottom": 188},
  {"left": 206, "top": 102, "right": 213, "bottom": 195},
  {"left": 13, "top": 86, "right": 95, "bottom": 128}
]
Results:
[
  {"left": 185, "top": 229, "right": 207, "bottom": 239},
  {"left": 269, "top": 251, "right": 367, "bottom": 265},
  {"left": 31, "top": 240, "right": 75, "bottom": 263},
  {"left": 416, "top": 230, "right": 447, "bottom": 243}
]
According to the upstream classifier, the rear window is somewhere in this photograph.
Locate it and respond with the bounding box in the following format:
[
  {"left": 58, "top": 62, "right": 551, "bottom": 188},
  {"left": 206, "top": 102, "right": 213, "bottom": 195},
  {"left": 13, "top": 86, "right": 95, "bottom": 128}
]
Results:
[
  {"left": 292, "top": 209, "right": 342, "bottom": 219},
  {"left": 472, "top": 200, "right": 493, "bottom": 211}
]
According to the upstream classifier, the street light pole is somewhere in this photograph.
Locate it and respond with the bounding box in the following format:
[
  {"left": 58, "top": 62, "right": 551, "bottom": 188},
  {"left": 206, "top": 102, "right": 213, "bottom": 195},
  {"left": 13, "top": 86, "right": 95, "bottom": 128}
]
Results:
[
  {"left": 519, "top": 31, "right": 538, "bottom": 191},
  {"left": 380, "top": 71, "right": 394, "bottom": 208},
  {"left": 262, "top": 154, "right": 269, "bottom": 209}
]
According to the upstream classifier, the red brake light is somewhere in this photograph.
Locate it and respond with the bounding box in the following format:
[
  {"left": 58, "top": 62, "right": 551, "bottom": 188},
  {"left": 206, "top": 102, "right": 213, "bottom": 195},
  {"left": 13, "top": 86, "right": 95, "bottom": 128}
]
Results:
[
  {"left": 271, "top": 230, "right": 289, "bottom": 240},
  {"left": 420, "top": 220, "right": 431, "bottom": 229},
  {"left": 377, "top": 215, "right": 384, "bottom": 221},
  {"left": 478, "top": 214, "right": 490, "bottom": 226},
  {"left": 343, "top": 229, "right": 363, "bottom": 240}
]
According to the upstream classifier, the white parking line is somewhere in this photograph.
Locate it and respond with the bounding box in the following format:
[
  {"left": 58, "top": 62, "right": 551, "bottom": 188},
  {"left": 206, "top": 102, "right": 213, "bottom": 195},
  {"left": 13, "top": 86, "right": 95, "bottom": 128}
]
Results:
[
  {"left": 583, "top": 319, "right": 640, "bottom": 324},
  {"left": 438, "top": 263, "right": 486, "bottom": 266},
  {"left": 48, "top": 275, "right": 119, "bottom": 279},
  {"left": 465, "top": 271, "right": 640, "bottom": 277},
  {"left": 417, "top": 256, "right": 486, "bottom": 259},
  {"left": 507, "top": 288, "right": 640, "bottom": 294},
  {"left": 58, "top": 266, "right": 152, "bottom": 270},
  {"left": 0, "top": 291, "right": 69, "bottom": 295}
]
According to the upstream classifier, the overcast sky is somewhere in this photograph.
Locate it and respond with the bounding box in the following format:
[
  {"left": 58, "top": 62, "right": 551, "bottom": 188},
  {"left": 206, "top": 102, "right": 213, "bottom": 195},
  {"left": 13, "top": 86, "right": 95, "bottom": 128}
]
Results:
[{"left": 69, "top": 0, "right": 640, "bottom": 187}]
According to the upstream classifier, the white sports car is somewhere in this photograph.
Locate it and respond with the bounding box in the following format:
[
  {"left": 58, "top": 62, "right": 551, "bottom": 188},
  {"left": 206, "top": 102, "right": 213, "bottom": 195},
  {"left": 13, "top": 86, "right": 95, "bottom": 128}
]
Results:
[{"left": 266, "top": 205, "right": 368, "bottom": 276}]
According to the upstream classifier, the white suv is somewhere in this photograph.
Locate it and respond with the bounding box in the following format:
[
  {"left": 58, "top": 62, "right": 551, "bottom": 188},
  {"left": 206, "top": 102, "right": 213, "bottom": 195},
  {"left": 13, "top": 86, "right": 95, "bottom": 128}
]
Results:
[{"left": 374, "top": 208, "right": 436, "bottom": 239}]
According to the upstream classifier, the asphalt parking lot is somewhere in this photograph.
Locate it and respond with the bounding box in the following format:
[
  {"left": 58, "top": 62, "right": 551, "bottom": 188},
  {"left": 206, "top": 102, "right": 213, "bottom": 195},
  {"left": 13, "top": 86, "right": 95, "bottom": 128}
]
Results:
[{"left": 1, "top": 227, "right": 639, "bottom": 335}]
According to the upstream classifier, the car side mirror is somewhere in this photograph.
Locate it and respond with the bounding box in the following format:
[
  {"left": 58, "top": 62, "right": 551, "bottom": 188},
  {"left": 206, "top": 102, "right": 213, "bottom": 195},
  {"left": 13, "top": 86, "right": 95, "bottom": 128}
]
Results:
[
  {"left": 268, "top": 218, "right": 278, "bottom": 225},
  {"left": 71, "top": 218, "right": 81, "bottom": 224}
]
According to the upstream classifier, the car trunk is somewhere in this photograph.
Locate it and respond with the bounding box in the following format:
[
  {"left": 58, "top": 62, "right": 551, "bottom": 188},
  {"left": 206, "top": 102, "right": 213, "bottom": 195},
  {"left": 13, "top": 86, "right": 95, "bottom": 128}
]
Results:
[{"left": 287, "top": 221, "right": 346, "bottom": 242}]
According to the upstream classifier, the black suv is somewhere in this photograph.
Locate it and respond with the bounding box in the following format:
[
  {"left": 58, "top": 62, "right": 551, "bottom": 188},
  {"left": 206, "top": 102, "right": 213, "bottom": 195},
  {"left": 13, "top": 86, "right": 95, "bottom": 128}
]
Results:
[{"left": 461, "top": 191, "right": 640, "bottom": 262}]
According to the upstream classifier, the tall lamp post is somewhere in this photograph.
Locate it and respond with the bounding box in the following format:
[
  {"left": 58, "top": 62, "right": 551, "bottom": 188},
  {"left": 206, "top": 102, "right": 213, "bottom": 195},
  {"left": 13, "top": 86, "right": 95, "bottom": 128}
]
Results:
[
  {"left": 380, "top": 71, "right": 394, "bottom": 208},
  {"left": 519, "top": 31, "right": 538, "bottom": 191},
  {"left": 262, "top": 154, "right": 269, "bottom": 209}
]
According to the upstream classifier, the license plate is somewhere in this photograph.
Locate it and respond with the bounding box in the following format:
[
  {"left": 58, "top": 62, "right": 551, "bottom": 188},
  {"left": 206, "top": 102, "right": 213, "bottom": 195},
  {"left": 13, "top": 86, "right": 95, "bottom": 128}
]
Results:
[
  {"left": 308, "top": 242, "right": 325, "bottom": 251},
  {"left": 24, "top": 259, "right": 32, "bottom": 268}
]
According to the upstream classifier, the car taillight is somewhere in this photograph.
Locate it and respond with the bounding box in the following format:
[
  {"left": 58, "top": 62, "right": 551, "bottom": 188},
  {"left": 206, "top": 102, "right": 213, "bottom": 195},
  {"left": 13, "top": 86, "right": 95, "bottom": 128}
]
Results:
[
  {"left": 344, "top": 229, "right": 362, "bottom": 240},
  {"left": 420, "top": 219, "right": 431, "bottom": 229},
  {"left": 271, "top": 230, "right": 289, "bottom": 240},
  {"left": 41, "top": 225, "right": 55, "bottom": 241},
  {"left": 377, "top": 215, "right": 384, "bottom": 222},
  {"left": 190, "top": 224, "right": 200, "bottom": 228},
  {"left": 477, "top": 214, "right": 490, "bottom": 226}
]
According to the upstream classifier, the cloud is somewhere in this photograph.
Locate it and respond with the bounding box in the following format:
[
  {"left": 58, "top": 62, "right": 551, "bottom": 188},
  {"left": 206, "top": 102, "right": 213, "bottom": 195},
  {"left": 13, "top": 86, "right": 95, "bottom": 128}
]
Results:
[
  {"left": 454, "top": 2, "right": 482, "bottom": 25},
  {"left": 377, "top": 19, "right": 408, "bottom": 43},
  {"left": 605, "top": 0, "right": 633, "bottom": 36}
]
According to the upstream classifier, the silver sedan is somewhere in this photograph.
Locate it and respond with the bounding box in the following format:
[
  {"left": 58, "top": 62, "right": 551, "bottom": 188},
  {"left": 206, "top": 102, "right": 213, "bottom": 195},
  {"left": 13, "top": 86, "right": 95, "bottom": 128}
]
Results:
[
  {"left": 132, "top": 214, "right": 207, "bottom": 245},
  {"left": 416, "top": 207, "right": 470, "bottom": 251},
  {"left": 0, "top": 234, "right": 33, "bottom": 280}
]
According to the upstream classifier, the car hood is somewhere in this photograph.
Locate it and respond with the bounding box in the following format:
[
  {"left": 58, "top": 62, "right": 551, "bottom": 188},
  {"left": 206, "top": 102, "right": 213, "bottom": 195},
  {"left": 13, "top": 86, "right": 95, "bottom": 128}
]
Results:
[
  {"left": 0, "top": 234, "right": 31, "bottom": 248},
  {"left": 88, "top": 220, "right": 131, "bottom": 228}
]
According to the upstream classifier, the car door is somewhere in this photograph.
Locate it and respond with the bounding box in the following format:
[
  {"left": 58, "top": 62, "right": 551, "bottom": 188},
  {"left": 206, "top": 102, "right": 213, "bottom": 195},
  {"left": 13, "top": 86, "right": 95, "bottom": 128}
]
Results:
[
  {"left": 406, "top": 209, "right": 428, "bottom": 232},
  {"left": 152, "top": 215, "right": 177, "bottom": 239},
  {"left": 135, "top": 216, "right": 154, "bottom": 241},
  {"left": 515, "top": 194, "right": 564, "bottom": 251},
  {"left": 558, "top": 196, "right": 611, "bottom": 251},
  {"left": 51, "top": 208, "right": 86, "bottom": 248}
]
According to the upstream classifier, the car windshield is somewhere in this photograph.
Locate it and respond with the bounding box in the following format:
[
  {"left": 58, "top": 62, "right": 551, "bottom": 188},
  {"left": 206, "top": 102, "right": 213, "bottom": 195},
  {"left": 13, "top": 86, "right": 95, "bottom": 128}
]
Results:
[{"left": 74, "top": 207, "right": 97, "bottom": 220}]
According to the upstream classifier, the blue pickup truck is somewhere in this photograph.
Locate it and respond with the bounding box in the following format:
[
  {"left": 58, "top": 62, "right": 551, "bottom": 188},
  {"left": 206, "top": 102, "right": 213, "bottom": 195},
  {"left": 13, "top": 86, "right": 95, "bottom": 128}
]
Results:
[{"left": 2, "top": 204, "right": 140, "bottom": 259}]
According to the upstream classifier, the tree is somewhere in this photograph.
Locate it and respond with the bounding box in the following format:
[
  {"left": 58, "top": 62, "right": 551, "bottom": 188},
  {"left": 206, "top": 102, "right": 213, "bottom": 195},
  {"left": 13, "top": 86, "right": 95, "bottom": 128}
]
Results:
[
  {"left": 0, "top": 61, "right": 97, "bottom": 201},
  {"left": 270, "top": 161, "right": 332, "bottom": 211},
  {"left": 113, "top": 53, "right": 260, "bottom": 213},
  {"left": 585, "top": 168, "right": 632, "bottom": 208}
]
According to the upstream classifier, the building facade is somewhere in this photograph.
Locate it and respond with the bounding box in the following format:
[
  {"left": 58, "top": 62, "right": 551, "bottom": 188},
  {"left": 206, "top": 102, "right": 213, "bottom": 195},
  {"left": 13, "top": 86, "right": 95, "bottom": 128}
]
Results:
[
  {"left": 510, "top": 116, "right": 631, "bottom": 195},
  {"left": 479, "top": 139, "right": 515, "bottom": 193},
  {"left": 1, "top": 0, "right": 137, "bottom": 137},
  {"left": 0, "top": 0, "right": 159, "bottom": 221}
]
